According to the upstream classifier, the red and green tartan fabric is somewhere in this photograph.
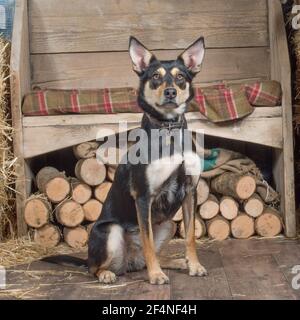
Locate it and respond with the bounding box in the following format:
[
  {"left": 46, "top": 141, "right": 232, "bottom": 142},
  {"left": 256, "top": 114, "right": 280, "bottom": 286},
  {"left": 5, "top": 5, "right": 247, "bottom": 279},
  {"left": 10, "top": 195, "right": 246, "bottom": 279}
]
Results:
[{"left": 22, "top": 80, "right": 282, "bottom": 123}]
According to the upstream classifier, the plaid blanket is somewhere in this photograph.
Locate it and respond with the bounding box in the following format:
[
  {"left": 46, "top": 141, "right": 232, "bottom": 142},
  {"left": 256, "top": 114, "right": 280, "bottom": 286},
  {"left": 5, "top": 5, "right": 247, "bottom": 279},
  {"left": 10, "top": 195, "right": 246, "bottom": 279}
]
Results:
[{"left": 22, "top": 81, "right": 282, "bottom": 123}]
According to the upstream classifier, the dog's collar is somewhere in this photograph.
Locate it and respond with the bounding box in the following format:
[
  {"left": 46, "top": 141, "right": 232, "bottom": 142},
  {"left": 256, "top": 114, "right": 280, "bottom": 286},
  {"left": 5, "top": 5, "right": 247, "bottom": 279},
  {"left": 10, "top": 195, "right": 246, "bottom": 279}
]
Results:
[{"left": 146, "top": 114, "right": 184, "bottom": 131}]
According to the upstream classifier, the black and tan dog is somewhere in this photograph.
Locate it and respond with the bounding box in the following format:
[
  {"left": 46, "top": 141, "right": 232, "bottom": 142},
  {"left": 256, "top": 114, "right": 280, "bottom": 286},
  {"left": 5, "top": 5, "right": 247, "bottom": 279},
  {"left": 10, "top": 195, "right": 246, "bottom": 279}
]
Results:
[
  {"left": 43, "top": 36, "right": 207, "bottom": 285},
  {"left": 87, "top": 36, "right": 207, "bottom": 285}
]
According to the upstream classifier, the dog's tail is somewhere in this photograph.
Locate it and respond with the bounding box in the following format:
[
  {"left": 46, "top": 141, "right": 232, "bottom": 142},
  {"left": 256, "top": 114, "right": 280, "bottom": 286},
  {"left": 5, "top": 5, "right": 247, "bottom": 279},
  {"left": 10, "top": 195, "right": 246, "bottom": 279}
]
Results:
[{"left": 41, "top": 255, "right": 88, "bottom": 269}]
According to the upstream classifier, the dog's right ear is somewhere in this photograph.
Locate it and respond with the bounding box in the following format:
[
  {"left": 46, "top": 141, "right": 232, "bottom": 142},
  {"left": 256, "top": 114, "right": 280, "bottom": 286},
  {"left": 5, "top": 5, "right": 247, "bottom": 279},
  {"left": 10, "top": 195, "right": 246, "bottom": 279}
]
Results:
[{"left": 129, "top": 36, "right": 156, "bottom": 75}]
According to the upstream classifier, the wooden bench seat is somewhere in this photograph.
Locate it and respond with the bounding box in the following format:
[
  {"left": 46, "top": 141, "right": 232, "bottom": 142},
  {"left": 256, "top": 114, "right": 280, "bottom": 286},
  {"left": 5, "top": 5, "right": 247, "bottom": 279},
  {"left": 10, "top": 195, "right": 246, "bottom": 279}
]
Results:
[
  {"left": 22, "top": 107, "right": 283, "bottom": 159},
  {"left": 10, "top": 0, "right": 296, "bottom": 237}
]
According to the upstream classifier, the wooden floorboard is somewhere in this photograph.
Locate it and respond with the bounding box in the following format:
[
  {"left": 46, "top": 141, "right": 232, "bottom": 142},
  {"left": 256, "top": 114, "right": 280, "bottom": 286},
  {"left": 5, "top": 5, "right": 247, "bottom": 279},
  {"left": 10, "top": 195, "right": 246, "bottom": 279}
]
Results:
[{"left": 1, "top": 238, "right": 300, "bottom": 300}]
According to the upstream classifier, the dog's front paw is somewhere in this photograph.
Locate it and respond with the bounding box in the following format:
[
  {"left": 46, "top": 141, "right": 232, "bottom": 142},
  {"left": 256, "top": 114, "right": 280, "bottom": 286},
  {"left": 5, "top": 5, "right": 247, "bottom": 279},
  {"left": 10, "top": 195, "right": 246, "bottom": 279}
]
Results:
[
  {"left": 188, "top": 263, "right": 208, "bottom": 277},
  {"left": 149, "top": 271, "right": 169, "bottom": 285},
  {"left": 98, "top": 270, "right": 117, "bottom": 284}
]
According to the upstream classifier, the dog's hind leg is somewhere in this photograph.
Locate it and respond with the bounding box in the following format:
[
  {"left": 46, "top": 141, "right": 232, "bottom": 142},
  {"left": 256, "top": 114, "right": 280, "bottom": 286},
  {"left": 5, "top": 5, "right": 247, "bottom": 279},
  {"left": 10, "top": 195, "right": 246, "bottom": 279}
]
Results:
[
  {"left": 88, "top": 222, "right": 126, "bottom": 284},
  {"left": 154, "top": 220, "right": 187, "bottom": 270}
]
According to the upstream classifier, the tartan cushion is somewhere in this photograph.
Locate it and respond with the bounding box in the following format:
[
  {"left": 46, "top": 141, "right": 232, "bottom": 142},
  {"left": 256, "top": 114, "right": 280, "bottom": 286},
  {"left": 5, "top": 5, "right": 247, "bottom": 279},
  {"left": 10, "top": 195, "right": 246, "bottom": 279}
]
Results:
[{"left": 22, "top": 80, "right": 282, "bottom": 123}]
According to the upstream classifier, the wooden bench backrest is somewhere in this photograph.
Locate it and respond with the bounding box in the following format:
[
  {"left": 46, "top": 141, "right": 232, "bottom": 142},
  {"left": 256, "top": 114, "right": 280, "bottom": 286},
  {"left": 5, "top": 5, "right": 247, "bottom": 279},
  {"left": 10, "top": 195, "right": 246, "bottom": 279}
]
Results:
[{"left": 28, "top": 0, "right": 270, "bottom": 89}]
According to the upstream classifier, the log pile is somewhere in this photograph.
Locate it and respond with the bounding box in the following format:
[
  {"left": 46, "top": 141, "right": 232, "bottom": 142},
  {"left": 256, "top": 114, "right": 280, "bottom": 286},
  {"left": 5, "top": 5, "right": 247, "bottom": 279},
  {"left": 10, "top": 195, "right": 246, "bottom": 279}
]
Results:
[
  {"left": 24, "top": 142, "right": 116, "bottom": 248},
  {"left": 174, "top": 173, "right": 283, "bottom": 241},
  {"left": 24, "top": 141, "right": 283, "bottom": 247}
]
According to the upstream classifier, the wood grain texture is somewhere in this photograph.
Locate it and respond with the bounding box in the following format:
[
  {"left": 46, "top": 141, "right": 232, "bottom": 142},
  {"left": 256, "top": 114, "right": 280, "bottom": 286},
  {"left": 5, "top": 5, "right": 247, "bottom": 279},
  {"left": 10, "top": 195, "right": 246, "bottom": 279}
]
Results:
[
  {"left": 31, "top": 48, "right": 270, "bottom": 89},
  {"left": 22, "top": 108, "right": 282, "bottom": 158},
  {"left": 28, "top": 0, "right": 268, "bottom": 53},
  {"left": 10, "top": 0, "right": 31, "bottom": 236},
  {"left": 268, "top": 0, "right": 296, "bottom": 237}
]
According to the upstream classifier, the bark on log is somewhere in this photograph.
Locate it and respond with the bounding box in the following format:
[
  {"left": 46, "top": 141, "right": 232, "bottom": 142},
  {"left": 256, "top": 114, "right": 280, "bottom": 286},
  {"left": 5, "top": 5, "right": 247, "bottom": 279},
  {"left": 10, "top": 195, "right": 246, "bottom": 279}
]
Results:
[
  {"left": 179, "top": 218, "right": 206, "bottom": 239},
  {"left": 244, "top": 193, "right": 264, "bottom": 218},
  {"left": 83, "top": 199, "right": 103, "bottom": 222},
  {"left": 206, "top": 215, "right": 230, "bottom": 241},
  {"left": 55, "top": 200, "right": 84, "bottom": 227},
  {"left": 94, "top": 182, "right": 112, "bottom": 203},
  {"left": 36, "top": 167, "right": 70, "bottom": 203},
  {"left": 73, "top": 142, "right": 99, "bottom": 159},
  {"left": 219, "top": 196, "right": 239, "bottom": 220},
  {"left": 211, "top": 173, "right": 256, "bottom": 200},
  {"left": 24, "top": 197, "right": 51, "bottom": 228},
  {"left": 255, "top": 207, "right": 282, "bottom": 237},
  {"left": 198, "top": 194, "right": 219, "bottom": 220},
  {"left": 34, "top": 223, "right": 61, "bottom": 247},
  {"left": 70, "top": 178, "right": 92, "bottom": 204},
  {"left": 64, "top": 226, "right": 88, "bottom": 248},
  {"left": 231, "top": 213, "right": 255, "bottom": 239},
  {"left": 196, "top": 178, "right": 210, "bottom": 206},
  {"left": 75, "top": 158, "right": 106, "bottom": 186}
]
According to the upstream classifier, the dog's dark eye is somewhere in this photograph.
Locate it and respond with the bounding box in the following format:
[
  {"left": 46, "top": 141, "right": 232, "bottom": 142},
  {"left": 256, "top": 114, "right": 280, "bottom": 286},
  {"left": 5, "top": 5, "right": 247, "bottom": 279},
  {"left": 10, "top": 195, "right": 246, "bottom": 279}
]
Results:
[
  {"left": 176, "top": 74, "right": 184, "bottom": 80},
  {"left": 152, "top": 73, "right": 161, "bottom": 80}
]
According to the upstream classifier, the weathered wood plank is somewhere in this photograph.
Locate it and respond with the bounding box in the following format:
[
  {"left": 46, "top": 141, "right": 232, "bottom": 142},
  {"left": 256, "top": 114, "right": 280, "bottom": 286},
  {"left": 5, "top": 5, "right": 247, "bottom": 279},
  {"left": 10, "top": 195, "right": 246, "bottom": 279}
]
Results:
[
  {"left": 10, "top": 0, "right": 31, "bottom": 236},
  {"left": 29, "top": 0, "right": 268, "bottom": 53},
  {"left": 269, "top": 0, "right": 296, "bottom": 237},
  {"left": 169, "top": 243, "right": 232, "bottom": 300},
  {"left": 31, "top": 48, "right": 270, "bottom": 90},
  {"left": 23, "top": 108, "right": 283, "bottom": 158},
  {"left": 22, "top": 108, "right": 282, "bottom": 127},
  {"left": 222, "top": 254, "right": 296, "bottom": 300}
]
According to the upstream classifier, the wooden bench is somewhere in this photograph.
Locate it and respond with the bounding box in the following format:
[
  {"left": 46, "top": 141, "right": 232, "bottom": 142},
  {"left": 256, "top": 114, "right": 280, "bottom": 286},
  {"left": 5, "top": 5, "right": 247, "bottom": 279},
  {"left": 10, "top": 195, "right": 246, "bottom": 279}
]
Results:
[{"left": 10, "top": 0, "right": 296, "bottom": 237}]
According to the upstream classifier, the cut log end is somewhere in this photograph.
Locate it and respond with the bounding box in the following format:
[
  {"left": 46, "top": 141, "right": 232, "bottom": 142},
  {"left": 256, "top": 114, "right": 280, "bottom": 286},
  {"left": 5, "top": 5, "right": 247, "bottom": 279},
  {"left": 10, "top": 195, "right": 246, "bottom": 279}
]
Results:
[
  {"left": 207, "top": 216, "right": 230, "bottom": 241},
  {"left": 211, "top": 173, "right": 256, "bottom": 200},
  {"left": 24, "top": 198, "right": 50, "bottom": 228},
  {"left": 73, "top": 142, "right": 99, "bottom": 159},
  {"left": 244, "top": 193, "right": 264, "bottom": 218},
  {"left": 236, "top": 176, "right": 256, "bottom": 200},
  {"left": 219, "top": 196, "right": 238, "bottom": 220},
  {"left": 94, "top": 182, "right": 112, "bottom": 203},
  {"left": 56, "top": 200, "right": 84, "bottom": 227},
  {"left": 75, "top": 158, "right": 106, "bottom": 186},
  {"left": 172, "top": 207, "right": 183, "bottom": 222},
  {"left": 196, "top": 178, "right": 210, "bottom": 205},
  {"left": 231, "top": 214, "right": 255, "bottom": 239},
  {"left": 199, "top": 194, "right": 219, "bottom": 220},
  {"left": 71, "top": 182, "right": 92, "bottom": 204},
  {"left": 64, "top": 226, "right": 89, "bottom": 248},
  {"left": 83, "top": 199, "right": 103, "bottom": 222},
  {"left": 179, "top": 218, "right": 206, "bottom": 239},
  {"left": 34, "top": 224, "right": 61, "bottom": 248},
  {"left": 46, "top": 177, "right": 71, "bottom": 203},
  {"left": 255, "top": 208, "right": 282, "bottom": 237}
]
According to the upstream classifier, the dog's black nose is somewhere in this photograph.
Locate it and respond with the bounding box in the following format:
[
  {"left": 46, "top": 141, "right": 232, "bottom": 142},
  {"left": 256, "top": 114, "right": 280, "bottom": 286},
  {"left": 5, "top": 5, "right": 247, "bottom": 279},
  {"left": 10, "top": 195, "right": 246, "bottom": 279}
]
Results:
[{"left": 164, "top": 87, "right": 177, "bottom": 99}]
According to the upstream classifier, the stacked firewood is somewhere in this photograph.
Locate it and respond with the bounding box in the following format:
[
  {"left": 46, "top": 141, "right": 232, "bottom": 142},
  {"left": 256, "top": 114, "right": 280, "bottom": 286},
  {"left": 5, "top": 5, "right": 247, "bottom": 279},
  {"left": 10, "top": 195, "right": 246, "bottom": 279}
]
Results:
[
  {"left": 174, "top": 173, "right": 283, "bottom": 240},
  {"left": 24, "top": 142, "right": 116, "bottom": 248},
  {"left": 24, "top": 142, "right": 283, "bottom": 248}
]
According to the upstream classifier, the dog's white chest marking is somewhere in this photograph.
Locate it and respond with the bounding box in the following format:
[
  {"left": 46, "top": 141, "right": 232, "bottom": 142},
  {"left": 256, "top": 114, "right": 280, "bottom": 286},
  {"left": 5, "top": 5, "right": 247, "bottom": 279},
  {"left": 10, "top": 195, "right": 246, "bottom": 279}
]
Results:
[{"left": 146, "top": 152, "right": 202, "bottom": 194}]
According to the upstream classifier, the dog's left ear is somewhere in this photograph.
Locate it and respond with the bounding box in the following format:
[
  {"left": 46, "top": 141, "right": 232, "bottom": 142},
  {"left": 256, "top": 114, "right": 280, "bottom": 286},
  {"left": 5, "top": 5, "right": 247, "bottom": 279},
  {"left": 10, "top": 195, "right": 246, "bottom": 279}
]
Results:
[
  {"left": 129, "top": 36, "right": 156, "bottom": 75},
  {"left": 178, "top": 37, "right": 205, "bottom": 74}
]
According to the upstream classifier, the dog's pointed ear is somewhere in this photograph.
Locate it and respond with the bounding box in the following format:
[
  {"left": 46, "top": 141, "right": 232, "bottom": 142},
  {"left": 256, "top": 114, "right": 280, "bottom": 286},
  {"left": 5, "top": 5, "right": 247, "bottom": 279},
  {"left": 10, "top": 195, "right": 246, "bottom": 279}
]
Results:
[
  {"left": 129, "top": 36, "right": 156, "bottom": 75},
  {"left": 177, "top": 37, "right": 205, "bottom": 74}
]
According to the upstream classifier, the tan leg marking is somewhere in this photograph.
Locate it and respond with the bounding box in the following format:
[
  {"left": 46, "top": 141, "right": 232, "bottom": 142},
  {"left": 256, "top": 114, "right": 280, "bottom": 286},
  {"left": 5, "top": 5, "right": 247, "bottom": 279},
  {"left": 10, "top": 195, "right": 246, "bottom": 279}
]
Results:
[
  {"left": 136, "top": 199, "right": 169, "bottom": 285},
  {"left": 183, "top": 191, "right": 207, "bottom": 277}
]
